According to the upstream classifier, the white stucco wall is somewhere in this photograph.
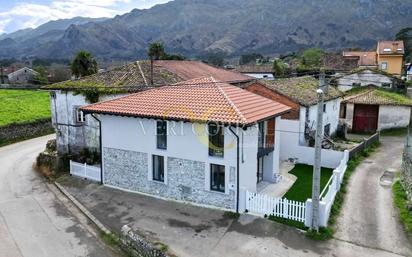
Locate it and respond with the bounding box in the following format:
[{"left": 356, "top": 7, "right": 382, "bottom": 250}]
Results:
[
  {"left": 243, "top": 73, "right": 274, "bottom": 79},
  {"left": 337, "top": 70, "right": 393, "bottom": 92},
  {"left": 50, "top": 91, "right": 125, "bottom": 154},
  {"left": 100, "top": 115, "right": 280, "bottom": 196},
  {"left": 378, "top": 105, "right": 411, "bottom": 130},
  {"left": 298, "top": 98, "right": 341, "bottom": 145},
  {"left": 279, "top": 118, "right": 344, "bottom": 169}
]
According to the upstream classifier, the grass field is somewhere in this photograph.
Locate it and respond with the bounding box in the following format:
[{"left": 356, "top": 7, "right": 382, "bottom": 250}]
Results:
[
  {"left": 0, "top": 89, "right": 51, "bottom": 126},
  {"left": 283, "top": 164, "right": 333, "bottom": 202}
]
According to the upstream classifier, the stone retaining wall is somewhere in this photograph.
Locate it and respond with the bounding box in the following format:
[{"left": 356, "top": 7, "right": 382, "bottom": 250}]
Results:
[
  {"left": 120, "top": 225, "right": 170, "bottom": 257},
  {"left": 0, "top": 119, "right": 53, "bottom": 146},
  {"left": 401, "top": 145, "right": 412, "bottom": 202}
]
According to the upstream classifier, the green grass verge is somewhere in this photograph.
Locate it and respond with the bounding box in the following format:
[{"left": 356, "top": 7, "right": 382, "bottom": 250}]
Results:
[
  {"left": 283, "top": 164, "right": 333, "bottom": 202},
  {"left": 393, "top": 180, "right": 412, "bottom": 235},
  {"left": 0, "top": 89, "right": 51, "bottom": 126}
]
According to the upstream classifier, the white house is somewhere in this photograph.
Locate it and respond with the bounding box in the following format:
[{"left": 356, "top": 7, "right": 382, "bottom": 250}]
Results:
[
  {"left": 245, "top": 76, "right": 342, "bottom": 145},
  {"left": 8, "top": 67, "right": 39, "bottom": 84},
  {"left": 407, "top": 63, "right": 412, "bottom": 81},
  {"left": 44, "top": 60, "right": 254, "bottom": 155},
  {"left": 340, "top": 87, "right": 412, "bottom": 133},
  {"left": 334, "top": 68, "right": 405, "bottom": 92},
  {"left": 80, "top": 77, "right": 291, "bottom": 211}
]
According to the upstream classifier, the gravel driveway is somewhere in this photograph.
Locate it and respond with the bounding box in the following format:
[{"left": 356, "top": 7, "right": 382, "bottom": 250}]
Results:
[{"left": 335, "top": 135, "right": 412, "bottom": 256}]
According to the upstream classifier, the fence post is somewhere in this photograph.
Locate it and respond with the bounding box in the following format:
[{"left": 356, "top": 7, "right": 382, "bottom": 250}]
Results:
[
  {"left": 283, "top": 199, "right": 289, "bottom": 219},
  {"left": 69, "top": 160, "right": 72, "bottom": 175},
  {"left": 84, "top": 162, "right": 87, "bottom": 178}
]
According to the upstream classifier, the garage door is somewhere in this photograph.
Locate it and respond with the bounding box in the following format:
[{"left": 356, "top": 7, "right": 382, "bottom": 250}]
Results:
[{"left": 353, "top": 104, "right": 379, "bottom": 133}]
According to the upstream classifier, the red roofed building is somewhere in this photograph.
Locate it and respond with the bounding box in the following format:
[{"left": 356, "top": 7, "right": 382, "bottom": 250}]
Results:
[{"left": 80, "top": 77, "right": 291, "bottom": 211}]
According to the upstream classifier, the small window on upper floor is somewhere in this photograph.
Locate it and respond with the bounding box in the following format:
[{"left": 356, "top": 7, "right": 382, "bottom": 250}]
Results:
[
  {"left": 75, "top": 108, "right": 85, "bottom": 123},
  {"left": 156, "top": 120, "right": 167, "bottom": 149},
  {"left": 323, "top": 104, "right": 326, "bottom": 113},
  {"left": 381, "top": 62, "right": 388, "bottom": 70},
  {"left": 208, "top": 123, "right": 224, "bottom": 157}
]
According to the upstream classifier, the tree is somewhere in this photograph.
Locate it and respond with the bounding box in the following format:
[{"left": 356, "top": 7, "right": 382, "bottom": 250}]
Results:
[
  {"left": 239, "top": 53, "right": 264, "bottom": 65},
  {"left": 163, "top": 53, "right": 186, "bottom": 60},
  {"left": 148, "top": 42, "right": 166, "bottom": 85},
  {"left": 202, "top": 51, "right": 226, "bottom": 67},
  {"left": 272, "top": 59, "right": 287, "bottom": 77},
  {"left": 396, "top": 27, "right": 412, "bottom": 62},
  {"left": 70, "top": 51, "right": 98, "bottom": 79},
  {"left": 32, "top": 65, "right": 49, "bottom": 84},
  {"left": 300, "top": 48, "right": 325, "bottom": 69}
]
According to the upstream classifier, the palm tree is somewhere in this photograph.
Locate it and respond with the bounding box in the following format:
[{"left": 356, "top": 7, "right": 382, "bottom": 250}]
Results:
[
  {"left": 147, "top": 42, "right": 165, "bottom": 85},
  {"left": 71, "top": 50, "right": 98, "bottom": 79}
]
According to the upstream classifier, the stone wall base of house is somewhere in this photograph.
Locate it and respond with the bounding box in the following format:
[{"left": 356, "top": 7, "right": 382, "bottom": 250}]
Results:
[{"left": 103, "top": 147, "right": 236, "bottom": 210}]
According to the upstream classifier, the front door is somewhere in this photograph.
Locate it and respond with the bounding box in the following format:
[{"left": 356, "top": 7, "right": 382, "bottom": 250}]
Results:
[
  {"left": 353, "top": 104, "right": 379, "bottom": 133},
  {"left": 257, "top": 157, "right": 264, "bottom": 183}
]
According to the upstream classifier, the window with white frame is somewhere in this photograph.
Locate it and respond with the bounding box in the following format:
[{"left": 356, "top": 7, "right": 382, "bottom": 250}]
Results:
[
  {"left": 75, "top": 107, "right": 85, "bottom": 123},
  {"left": 156, "top": 120, "right": 167, "bottom": 149},
  {"left": 381, "top": 61, "right": 388, "bottom": 70}
]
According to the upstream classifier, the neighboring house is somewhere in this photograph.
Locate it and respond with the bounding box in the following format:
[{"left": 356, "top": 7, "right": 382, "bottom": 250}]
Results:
[
  {"left": 342, "top": 51, "right": 377, "bottom": 69},
  {"left": 8, "top": 67, "right": 39, "bottom": 84},
  {"left": 376, "top": 41, "right": 404, "bottom": 76},
  {"left": 232, "top": 65, "right": 274, "bottom": 79},
  {"left": 43, "top": 60, "right": 254, "bottom": 155},
  {"left": 321, "top": 53, "right": 359, "bottom": 71},
  {"left": 342, "top": 40, "right": 404, "bottom": 76},
  {"left": 333, "top": 68, "right": 405, "bottom": 93},
  {"left": 245, "top": 76, "right": 342, "bottom": 146},
  {"left": 340, "top": 87, "right": 412, "bottom": 133},
  {"left": 80, "top": 77, "right": 291, "bottom": 211}
]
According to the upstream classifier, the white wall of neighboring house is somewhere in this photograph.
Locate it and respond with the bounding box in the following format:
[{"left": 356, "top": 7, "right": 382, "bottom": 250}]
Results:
[
  {"left": 8, "top": 67, "right": 39, "bottom": 84},
  {"left": 244, "top": 73, "right": 274, "bottom": 80},
  {"left": 407, "top": 66, "right": 412, "bottom": 81},
  {"left": 378, "top": 105, "right": 411, "bottom": 130},
  {"left": 298, "top": 98, "right": 341, "bottom": 145},
  {"left": 278, "top": 118, "right": 344, "bottom": 169},
  {"left": 336, "top": 70, "right": 393, "bottom": 92},
  {"left": 50, "top": 90, "right": 125, "bottom": 154}
]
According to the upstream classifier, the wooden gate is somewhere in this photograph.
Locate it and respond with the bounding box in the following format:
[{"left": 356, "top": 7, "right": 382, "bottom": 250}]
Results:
[{"left": 353, "top": 104, "right": 379, "bottom": 133}]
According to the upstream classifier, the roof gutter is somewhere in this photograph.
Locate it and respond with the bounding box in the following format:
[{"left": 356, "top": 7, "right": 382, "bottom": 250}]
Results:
[{"left": 228, "top": 126, "right": 240, "bottom": 213}]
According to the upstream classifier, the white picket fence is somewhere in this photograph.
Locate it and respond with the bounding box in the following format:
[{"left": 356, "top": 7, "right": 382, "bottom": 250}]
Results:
[
  {"left": 245, "top": 191, "right": 306, "bottom": 222},
  {"left": 69, "top": 160, "right": 101, "bottom": 182}
]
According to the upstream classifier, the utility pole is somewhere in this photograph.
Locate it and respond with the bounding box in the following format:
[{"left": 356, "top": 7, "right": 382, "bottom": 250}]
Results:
[{"left": 311, "top": 72, "right": 325, "bottom": 231}]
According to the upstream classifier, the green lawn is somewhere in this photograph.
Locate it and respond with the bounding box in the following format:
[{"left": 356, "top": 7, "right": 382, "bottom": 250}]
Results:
[
  {"left": 0, "top": 89, "right": 51, "bottom": 126},
  {"left": 283, "top": 164, "right": 333, "bottom": 202}
]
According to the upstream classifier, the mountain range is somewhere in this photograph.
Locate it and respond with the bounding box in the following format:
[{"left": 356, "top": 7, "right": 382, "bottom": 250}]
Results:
[{"left": 1, "top": 0, "right": 412, "bottom": 60}]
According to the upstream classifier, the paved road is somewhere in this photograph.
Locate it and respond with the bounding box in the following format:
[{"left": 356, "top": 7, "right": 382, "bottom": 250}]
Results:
[
  {"left": 0, "top": 135, "right": 116, "bottom": 257},
  {"left": 335, "top": 135, "right": 412, "bottom": 256},
  {"left": 60, "top": 135, "right": 412, "bottom": 257}
]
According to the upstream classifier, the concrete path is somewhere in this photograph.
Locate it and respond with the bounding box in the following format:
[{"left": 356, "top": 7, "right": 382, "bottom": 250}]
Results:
[
  {"left": 335, "top": 135, "right": 412, "bottom": 256},
  {"left": 0, "top": 135, "right": 117, "bottom": 257},
  {"left": 60, "top": 134, "right": 412, "bottom": 257}
]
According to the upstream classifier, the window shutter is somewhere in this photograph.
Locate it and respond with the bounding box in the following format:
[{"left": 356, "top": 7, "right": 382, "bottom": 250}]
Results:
[{"left": 266, "top": 119, "right": 275, "bottom": 148}]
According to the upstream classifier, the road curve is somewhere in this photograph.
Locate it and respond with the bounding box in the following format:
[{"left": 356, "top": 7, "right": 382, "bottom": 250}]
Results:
[{"left": 0, "top": 135, "right": 116, "bottom": 257}]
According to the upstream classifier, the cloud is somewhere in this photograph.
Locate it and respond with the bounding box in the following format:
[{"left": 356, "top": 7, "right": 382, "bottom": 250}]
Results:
[{"left": 0, "top": 0, "right": 166, "bottom": 34}]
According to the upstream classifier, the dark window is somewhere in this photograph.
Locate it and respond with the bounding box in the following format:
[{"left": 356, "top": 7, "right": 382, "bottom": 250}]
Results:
[
  {"left": 75, "top": 107, "right": 85, "bottom": 123},
  {"left": 152, "top": 155, "right": 164, "bottom": 182},
  {"left": 208, "top": 123, "right": 224, "bottom": 157},
  {"left": 340, "top": 103, "right": 346, "bottom": 118},
  {"left": 258, "top": 122, "right": 264, "bottom": 149},
  {"left": 382, "top": 83, "right": 391, "bottom": 88},
  {"left": 156, "top": 121, "right": 167, "bottom": 149},
  {"left": 210, "top": 164, "right": 225, "bottom": 192},
  {"left": 323, "top": 104, "right": 326, "bottom": 113},
  {"left": 324, "top": 124, "right": 331, "bottom": 137}
]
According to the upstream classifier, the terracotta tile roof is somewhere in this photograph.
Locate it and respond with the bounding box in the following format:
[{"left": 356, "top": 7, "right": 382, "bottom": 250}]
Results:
[
  {"left": 377, "top": 41, "right": 404, "bottom": 55},
  {"left": 156, "top": 60, "right": 253, "bottom": 82},
  {"left": 343, "top": 51, "right": 377, "bottom": 66},
  {"left": 258, "top": 76, "right": 343, "bottom": 106},
  {"left": 44, "top": 60, "right": 252, "bottom": 91},
  {"left": 81, "top": 77, "right": 291, "bottom": 126},
  {"left": 343, "top": 88, "right": 412, "bottom": 106}
]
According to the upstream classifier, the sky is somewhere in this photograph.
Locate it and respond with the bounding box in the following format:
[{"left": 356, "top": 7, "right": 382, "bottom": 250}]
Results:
[{"left": 0, "top": 0, "right": 172, "bottom": 34}]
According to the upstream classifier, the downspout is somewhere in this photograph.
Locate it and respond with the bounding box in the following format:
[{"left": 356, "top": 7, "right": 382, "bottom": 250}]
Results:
[
  {"left": 228, "top": 126, "right": 240, "bottom": 213},
  {"left": 90, "top": 113, "right": 103, "bottom": 185}
]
